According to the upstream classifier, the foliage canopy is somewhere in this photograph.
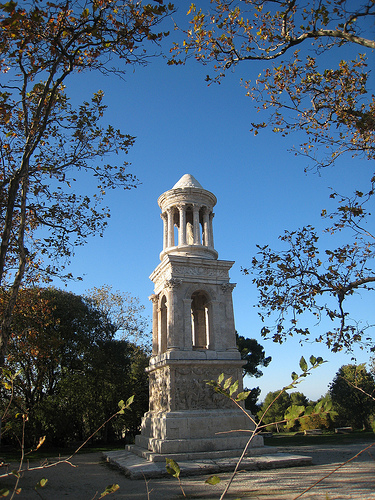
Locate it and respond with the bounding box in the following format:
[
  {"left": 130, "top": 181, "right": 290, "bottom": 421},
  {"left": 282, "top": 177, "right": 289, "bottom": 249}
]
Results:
[
  {"left": 329, "top": 363, "right": 375, "bottom": 430},
  {"left": 0, "top": 287, "right": 149, "bottom": 446},
  {"left": 236, "top": 333, "right": 272, "bottom": 378},
  {"left": 0, "top": 0, "right": 173, "bottom": 364},
  {"left": 173, "top": 0, "right": 375, "bottom": 352}
]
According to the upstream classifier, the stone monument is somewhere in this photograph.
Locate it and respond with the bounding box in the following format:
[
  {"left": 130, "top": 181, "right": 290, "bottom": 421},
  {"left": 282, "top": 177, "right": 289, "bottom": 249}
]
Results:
[{"left": 133, "top": 174, "right": 263, "bottom": 460}]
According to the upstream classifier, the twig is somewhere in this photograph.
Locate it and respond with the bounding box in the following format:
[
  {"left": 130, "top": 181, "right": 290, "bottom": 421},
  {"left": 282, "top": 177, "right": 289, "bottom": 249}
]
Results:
[
  {"left": 142, "top": 472, "right": 153, "bottom": 500},
  {"left": 219, "top": 430, "right": 257, "bottom": 500},
  {"left": 292, "top": 442, "right": 375, "bottom": 499}
]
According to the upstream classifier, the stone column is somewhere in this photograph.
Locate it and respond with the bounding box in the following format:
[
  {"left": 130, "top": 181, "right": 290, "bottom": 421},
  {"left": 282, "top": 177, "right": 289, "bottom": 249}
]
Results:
[
  {"left": 158, "top": 298, "right": 167, "bottom": 354},
  {"left": 150, "top": 294, "right": 159, "bottom": 355},
  {"left": 167, "top": 207, "right": 174, "bottom": 248},
  {"left": 178, "top": 205, "right": 187, "bottom": 246},
  {"left": 209, "top": 299, "right": 220, "bottom": 350},
  {"left": 166, "top": 279, "right": 182, "bottom": 350},
  {"left": 161, "top": 213, "right": 168, "bottom": 251},
  {"left": 183, "top": 298, "right": 193, "bottom": 350},
  {"left": 202, "top": 207, "right": 210, "bottom": 246},
  {"left": 193, "top": 204, "right": 200, "bottom": 245},
  {"left": 209, "top": 212, "right": 215, "bottom": 248}
]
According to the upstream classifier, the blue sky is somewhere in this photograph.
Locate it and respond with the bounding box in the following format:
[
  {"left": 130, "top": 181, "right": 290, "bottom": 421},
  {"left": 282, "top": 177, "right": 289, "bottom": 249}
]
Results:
[{"left": 52, "top": 4, "right": 375, "bottom": 401}]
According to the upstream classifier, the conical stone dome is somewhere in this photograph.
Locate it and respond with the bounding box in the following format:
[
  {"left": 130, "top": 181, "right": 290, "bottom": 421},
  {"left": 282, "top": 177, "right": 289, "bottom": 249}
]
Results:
[{"left": 172, "top": 174, "right": 203, "bottom": 189}]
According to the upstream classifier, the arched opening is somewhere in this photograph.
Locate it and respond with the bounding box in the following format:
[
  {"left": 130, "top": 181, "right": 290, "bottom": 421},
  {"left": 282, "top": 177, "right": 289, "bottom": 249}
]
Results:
[
  {"left": 160, "top": 295, "right": 167, "bottom": 353},
  {"left": 191, "top": 291, "right": 210, "bottom": 349}
]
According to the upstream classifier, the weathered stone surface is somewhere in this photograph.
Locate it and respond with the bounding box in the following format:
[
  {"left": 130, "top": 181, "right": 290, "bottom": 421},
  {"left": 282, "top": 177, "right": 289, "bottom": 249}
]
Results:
[{"left": 104, "top": 449, "right": 313, "bottom": 479}]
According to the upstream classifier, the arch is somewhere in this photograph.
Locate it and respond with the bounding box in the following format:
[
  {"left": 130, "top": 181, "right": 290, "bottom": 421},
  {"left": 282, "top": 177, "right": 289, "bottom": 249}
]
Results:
[
  {"left": 183, "top": 284, "right": 217, "bottom": 302},
  {"left": 191, "top": 290, "right": 211, "bottom": 349}
]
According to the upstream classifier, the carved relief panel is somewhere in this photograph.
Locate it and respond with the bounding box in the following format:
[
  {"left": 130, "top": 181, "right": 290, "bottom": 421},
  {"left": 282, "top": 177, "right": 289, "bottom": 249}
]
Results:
[{"left": 149, "top": 366, "right": 170, "bottom": 412}]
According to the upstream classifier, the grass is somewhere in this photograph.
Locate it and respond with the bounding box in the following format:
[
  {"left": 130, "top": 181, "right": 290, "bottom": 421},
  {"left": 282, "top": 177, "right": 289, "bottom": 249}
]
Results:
[{"left": 264, "top": 430, "right": 375, "bottom": 447}]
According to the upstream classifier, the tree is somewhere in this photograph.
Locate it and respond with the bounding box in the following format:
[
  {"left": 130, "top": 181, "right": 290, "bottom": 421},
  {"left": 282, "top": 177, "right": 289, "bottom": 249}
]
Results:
[
  {"left": 258, "top": 388, "right": 312, "bottom": 431},
  {"left": 172, "top": 1, "right": 375, "bottom": 352},
  {"left": 1, "top": 287, "right": 149, "bottom": 446},
  {"left": 174, "top": 1, "right": 374, "bottom": 165},
  {"left": 0, "top": 0, "right": 174, "bottom": 365},
  {"left": 298, "top": 395, "right": 335, "bottom": 431},
  {"left": 290, "top": 391, "right": 308, "bottom": 407},
  {"left": 236, "top": 333, "right": 272, "bottom": 378},
  {"left": 329, "top": 364, "right": 375, "bottom": 430},
  {"left": 86, "top": 285, "right": 150, "bottom": 346},
  {"left": 257, "top": 390, "right": 291, "bottom": 432},
  {"left": 236, "top": 334, "right": 271, "bottom": 416},
  {"left": 249, "top": 224, "right": 375, "bottom": 352},
  {"left": 243, "top": 385, "right": 261, "bottom": 415}
]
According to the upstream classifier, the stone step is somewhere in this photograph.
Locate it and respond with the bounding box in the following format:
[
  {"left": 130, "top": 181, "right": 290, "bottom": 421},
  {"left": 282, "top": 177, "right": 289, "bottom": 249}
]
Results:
[
  {"left": 126, "top": 443, "right": 269, "bottom": 462},
  {"left": 103, "top": 449, "right": 313, "bottom": 480}
]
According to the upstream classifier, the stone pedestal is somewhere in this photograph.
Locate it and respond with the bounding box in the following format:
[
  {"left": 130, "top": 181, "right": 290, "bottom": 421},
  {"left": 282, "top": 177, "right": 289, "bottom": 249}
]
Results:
[{"left": 135, "top": 355, "right": 263, "bottom": 459}]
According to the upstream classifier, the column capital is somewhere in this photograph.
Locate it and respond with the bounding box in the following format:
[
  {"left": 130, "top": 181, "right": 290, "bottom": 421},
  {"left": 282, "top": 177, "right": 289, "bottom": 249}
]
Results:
[
  {"left": 165, "top": 278, "right": 183, "bottom": 289},
  {"left": 149, "top": 293, "right": 159, "bottom": 303},
  {"left": 177, "top": 202, "right": 188, "bottom": 209}
]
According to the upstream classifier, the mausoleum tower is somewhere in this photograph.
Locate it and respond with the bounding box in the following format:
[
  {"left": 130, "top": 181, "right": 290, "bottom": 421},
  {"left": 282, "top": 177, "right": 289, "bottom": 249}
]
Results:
[{"left": 133, "top": 174, "right": 263, "bottom": 460}]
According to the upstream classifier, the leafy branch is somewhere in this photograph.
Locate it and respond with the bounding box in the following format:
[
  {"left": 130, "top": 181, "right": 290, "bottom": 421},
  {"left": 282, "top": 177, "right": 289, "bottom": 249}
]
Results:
[{"left": 204, "top": 355, "right": 326, "bottom": 499}]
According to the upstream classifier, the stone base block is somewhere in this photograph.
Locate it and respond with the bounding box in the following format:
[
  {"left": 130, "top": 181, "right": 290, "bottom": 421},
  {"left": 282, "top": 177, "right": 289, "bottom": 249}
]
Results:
[
  {"left": 135, "top": 409, "right": 263, "bottom": 455},
  {"left": 128, "top": 442, "right": 267, "bottom": 463},
  {"left": 104, "top": 449, "right": 313, "bottom": 479}
]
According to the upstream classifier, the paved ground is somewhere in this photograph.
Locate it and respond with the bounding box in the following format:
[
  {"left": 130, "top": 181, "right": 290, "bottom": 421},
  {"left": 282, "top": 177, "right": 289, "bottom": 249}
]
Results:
[{"left": 1, "top": 441, "right": 375, "bottom": 499}]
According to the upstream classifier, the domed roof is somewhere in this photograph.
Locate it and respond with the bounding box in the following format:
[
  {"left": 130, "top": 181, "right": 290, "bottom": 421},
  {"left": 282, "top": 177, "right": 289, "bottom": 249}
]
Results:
[{"left": 172, "top": 174, "right": 203, "bottom": 189}]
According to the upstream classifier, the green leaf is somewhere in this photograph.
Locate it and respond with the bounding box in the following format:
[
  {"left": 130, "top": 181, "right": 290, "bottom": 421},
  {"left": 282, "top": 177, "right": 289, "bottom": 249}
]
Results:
[
  {"left": 236, "top": 391, "right": 251, "bottom": 401},
  {"left": 118, "top": 396, "right": 134, "bottom": 414},
  {"left": 284, "top": 404, "right": 305, "bottom": 420},
  {"left": 117, "top": 400, "right": 125, "bottom": 414},
  {"left": 217, "top": 373, "right": 224, "bottom": 385},
  {"left": 309, "top": 355, "right": 316, "bottom": 365},
  {"left": 229, "top": 379, "right": 239, "bottom": 397},
  {"left": 324, "top": 399, "right": 333, "bottom": 411},
  {"left": 126, "top": 395, "right": 135, "bottom": 407},
  {"left": 284, "top": 383, "right": 296, "bottom": 390},
  {"left": 99, "top": 484, "right": 120, "bottom": 498},
  {"left": 0, "top": 489, "right": 9, "bottom": 497},
  {"left": 35, "top": 478, "right": 48, "bottom": 489},
  {"left": 205, "top": 475, "right": 221, "bottom": 485},
  {"left": 299, "top": 356, "right": 308, "bottom": 372},
  {"left": 166, "top": 458, "right": 180, "bottom": 478},
  {"left": 223, "top": 376, "right": 232, "bottom": 390},
  {"left": 291, "top": 371, "right": 298, "bottom": 381}
]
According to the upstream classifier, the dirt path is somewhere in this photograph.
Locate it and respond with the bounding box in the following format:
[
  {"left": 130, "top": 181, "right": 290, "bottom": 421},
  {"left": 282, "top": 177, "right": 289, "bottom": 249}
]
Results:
[{"left": 1, "top": 441, "right": 375, "bottom": 499}]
